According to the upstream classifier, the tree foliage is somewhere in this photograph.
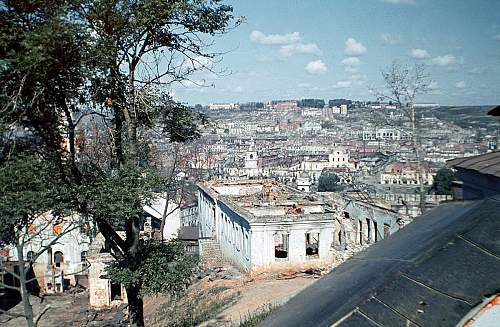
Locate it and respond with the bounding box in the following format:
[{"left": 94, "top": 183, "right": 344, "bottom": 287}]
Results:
[
  {"left": 318, "top": 172, "right": 344, "bottom": 192},
  {"left": 1, "top": 0, "right": 238, "bottom": 325},
  {"left": 0, "top": 154, "right": 72, "bottom": 245},
  {"left": 106, "top": 240, "right": 198, "bottom": 297},
  {"left": 431, "top": 168, "right": 456, "bottom": 195}
]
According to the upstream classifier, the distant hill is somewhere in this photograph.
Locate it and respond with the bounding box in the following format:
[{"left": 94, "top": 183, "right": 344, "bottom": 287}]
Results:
[{"left": 430, "top": 106, "right": 498, "bottom": 131}]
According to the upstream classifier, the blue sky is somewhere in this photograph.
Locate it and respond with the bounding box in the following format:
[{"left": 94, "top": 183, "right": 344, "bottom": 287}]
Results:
[{"left": 171, "top": 0, "right": 500, "bottom": 106}]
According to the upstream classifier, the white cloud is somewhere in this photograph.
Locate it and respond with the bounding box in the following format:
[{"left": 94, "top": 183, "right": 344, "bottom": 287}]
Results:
[
  {"left": 427, "top": 81, "right": 441, "bottom": 94},
  {"left": 430, "top": 54, "right": 457, "bottom": 66},
  {"left": 344, "top": 38, "right": 367, "bottom": 56},
  {"left": 279, "top": 43, "right": 322, "bottom": 57},
  {"left": 342, "top": 57, "right": 362, "bottom": 66},
  {"left": 250, "top": 30, "right": 301, "bottom": 45},
  {"left": 333, "top": 81, "right": 352, "bottom": 89},
  {"left": 350, "top": 74, "right": 365, "bottom": 81},
  {"left": 380, "top": 0, "right": 415, "bottom": 4},
  {"left": 410, "top": 48, "right": 430, "bottom": 59},
  {"left": 468, "top": 67, "right": 485, "bottom": 75},
  {"left": 233, "top": 86, "right": 244, "bottom": 93},
  {"left": 306, "top": 60, "right": 327, "bottom": 74},
  {"left": 455, "top": 81, "right": 466, "bottom": 88},
  {"left": 428, "top": 81, "right": 439, "bottom": 90},
  {"left": 381, "top": 33, "right": 401, "bottom": 45},
  {"left": 182, "top": 55, "right": 213, "bottom": 70},
  {"left": 344, "top": 66, "right": 359, "bottom": 74}
]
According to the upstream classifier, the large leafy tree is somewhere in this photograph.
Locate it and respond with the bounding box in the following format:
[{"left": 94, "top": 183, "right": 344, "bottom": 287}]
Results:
[
  {"left": 318, "top": 172, "right": 344, "bottom": 192},
  {"left": 0, "top": 1, "right": 238, "bottom": 325},
  {"left": 431, "top": 167, "right": 456, "bottom": 195}
]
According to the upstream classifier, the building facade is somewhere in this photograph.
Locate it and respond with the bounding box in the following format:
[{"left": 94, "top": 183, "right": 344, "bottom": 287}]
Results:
[{"left": 197, "top": 180, "right": 401, "bottom": 271}]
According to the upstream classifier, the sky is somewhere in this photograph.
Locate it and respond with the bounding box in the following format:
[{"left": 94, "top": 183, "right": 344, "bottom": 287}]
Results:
[{"left": 170, "top": 0, "right": 500, "bottom": 106}]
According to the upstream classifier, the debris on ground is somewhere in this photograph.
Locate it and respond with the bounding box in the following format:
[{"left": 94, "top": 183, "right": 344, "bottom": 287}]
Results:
[{"left": 197, "top": 265, "right": 243, "bottom": 281}]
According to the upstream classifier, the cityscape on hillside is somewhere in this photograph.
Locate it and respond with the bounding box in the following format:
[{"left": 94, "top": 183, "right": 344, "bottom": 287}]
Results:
[{"left": 1, "top": 1, "right": 500, "bottom": 327}]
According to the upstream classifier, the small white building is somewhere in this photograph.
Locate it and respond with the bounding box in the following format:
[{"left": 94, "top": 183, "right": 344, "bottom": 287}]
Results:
[
  {"left": 296, "top": 173, "right": 312, "bottom": 192},
  {"left": 143, "top": 194, "right": 181, "bottom": 240}
]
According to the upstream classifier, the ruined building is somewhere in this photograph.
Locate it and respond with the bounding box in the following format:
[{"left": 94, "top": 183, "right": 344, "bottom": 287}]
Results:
[{"left": 197, "top": 179, "right": 400, "bottom": 271}]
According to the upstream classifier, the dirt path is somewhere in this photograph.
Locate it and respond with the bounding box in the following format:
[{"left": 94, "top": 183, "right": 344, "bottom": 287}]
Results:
[
  {"left": 200, "top": 276, "right": 316, "bottom": 326},
  {"left": 221, "top": 277, "right": 314, "bottom": 320}
]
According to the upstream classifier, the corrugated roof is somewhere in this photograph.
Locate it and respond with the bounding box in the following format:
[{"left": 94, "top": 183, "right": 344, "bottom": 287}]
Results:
[
  {"left": 447, "top": 151, "right": 500, "bottom": 178},
  {"left": 258, "top": 197, "right": 500, "bottom": 327}
]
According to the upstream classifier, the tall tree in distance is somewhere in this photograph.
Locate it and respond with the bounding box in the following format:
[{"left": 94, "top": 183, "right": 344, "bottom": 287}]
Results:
[
  {"left": 318, "top": 172, "right": 344, "bottom": 192},
  {"left": 376, "top": 61, "right": 432, "bottom": 214},
  {"left": 431, "top": 167, "right": 456, "bottom": 196}
]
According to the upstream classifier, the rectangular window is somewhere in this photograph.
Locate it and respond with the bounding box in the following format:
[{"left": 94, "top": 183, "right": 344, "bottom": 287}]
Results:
[
  {"left": 359, "top": 220, "right": 363, "bottom": 245},
  {"left": 366, "top": 218, "right": 371, "bottom": 243},
  {"left": 305, "top": 232, "right": 319, "bottom": 258},
  {"left": 245, "top": 232, "right": 250, "bottom": 259},
  {"left": 274, "top": 233, "right": 289, "bottom": 260}
]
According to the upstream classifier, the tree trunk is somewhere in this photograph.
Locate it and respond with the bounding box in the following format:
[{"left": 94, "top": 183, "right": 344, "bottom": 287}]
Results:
[
  {"left": 126, "top": 285, "right": 144, "bottom": 327},
  {"left": 124, "top": 216, "right": 144, "bottom": 326},
  {"left": 16, "top": 244, "right": 35, "bottom": 327},
  {"left": 411, "top": 105, "right": 426, "bottom": 215}
]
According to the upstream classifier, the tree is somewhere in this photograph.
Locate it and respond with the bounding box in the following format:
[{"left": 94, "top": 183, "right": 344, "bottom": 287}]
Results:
[
  {"left": 318, "top": 172, "right": 344, "bottom": 192},
  {"left": 431, "top": 168, "right": 456, "bottom": 195},
  {"left": 376, "top": 61, "right": 431, "bottom": 214},
  {"left": 0, "top": 154, "right": 77, "bottom": 327},
  {"left": 0, "top": 1, "right": 239, "bottom": 326}
]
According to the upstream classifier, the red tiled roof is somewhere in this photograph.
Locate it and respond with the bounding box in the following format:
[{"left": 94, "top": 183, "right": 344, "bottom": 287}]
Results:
[{"left": 447, "top": 151, "right": 500, "bottom": 178}]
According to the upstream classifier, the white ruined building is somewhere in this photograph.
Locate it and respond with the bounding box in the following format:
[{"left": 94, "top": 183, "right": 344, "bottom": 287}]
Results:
[
  {"left": 7, "top": 213, "right": 92, "bottom": 293},
  {"left": 197, "top": 180, "right": 401, "bottom": 271}
]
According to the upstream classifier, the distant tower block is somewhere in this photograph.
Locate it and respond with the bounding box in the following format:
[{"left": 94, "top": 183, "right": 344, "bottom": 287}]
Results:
[{"left": 244, "top": 151, "right": 258, "bottom": 169}]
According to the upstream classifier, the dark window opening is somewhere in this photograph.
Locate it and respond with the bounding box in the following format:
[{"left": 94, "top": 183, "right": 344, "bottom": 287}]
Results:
[
  {"left": 374, "top": 221, "right": 379, "bottom": 242},
  {"left": 54, "top": 251, "right": 64, "bottom": 268},
  {"left": 366, "top": 218, "right": 371, "bottom": 243},
  {"left": 358, "top": 220, "right": 363, "bottom": 245},
  {"left": 305, "top": 233, "right": 319, "bottom": 257},
  {"left": 81, "top": 251, "right": 88, "bottom": 268},
  {"left": 26, "top": 251, "right": 34, "bottom": 262},
  {"left": 111, "top": 283, "right": 122, "bottom": 301},
  {"left": 274, "top": 233, "right": 289, "bottom": 259}
]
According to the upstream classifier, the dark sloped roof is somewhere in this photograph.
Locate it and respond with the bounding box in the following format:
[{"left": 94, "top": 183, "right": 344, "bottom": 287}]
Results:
[
  {"left": 487, "top": 105, "right": 500, "bottom": 116},
  {"left": 258, "top": 197, "right": 500, "bottom": 327},
  {"left": 447, "top": 151, "right": 500, "bottom": 178}
]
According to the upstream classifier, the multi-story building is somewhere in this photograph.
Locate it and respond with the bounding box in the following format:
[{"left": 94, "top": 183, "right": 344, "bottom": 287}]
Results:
[
  {"left": 7, "top": 213, "right": 92, "bottom": 293},
  {"left": 380, "top": 161, "right": 434, "bottom": 185}
]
